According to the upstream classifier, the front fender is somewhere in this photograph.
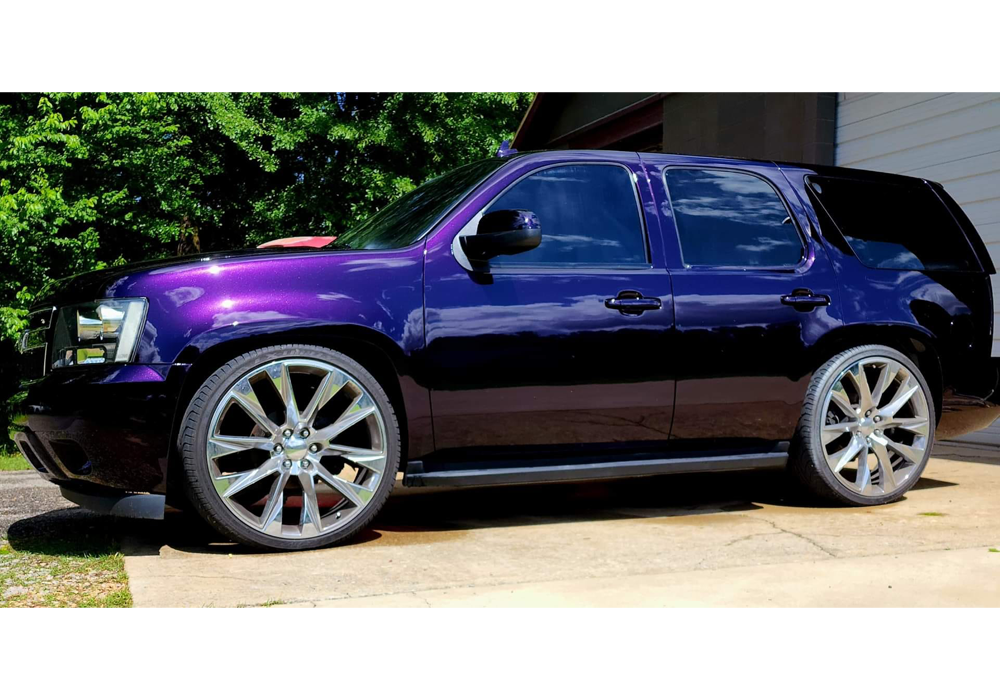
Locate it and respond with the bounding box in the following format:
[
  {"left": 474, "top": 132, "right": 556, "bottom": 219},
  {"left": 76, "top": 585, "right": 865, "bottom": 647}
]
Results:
[
  {"left": 128, "top": 249, "right": 425, "bottom": 366},
  {"left": 123, "top": 248, "right": 431, "bottom": 458}
]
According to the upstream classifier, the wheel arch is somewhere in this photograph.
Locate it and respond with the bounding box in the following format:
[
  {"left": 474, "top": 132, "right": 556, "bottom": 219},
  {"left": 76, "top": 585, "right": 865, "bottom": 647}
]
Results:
[
  {"left": 810, "top": 323, "right": 943, "bottom": 420},
  {"left": 166, "top": 324, "right": 423, "bottom": 504}
]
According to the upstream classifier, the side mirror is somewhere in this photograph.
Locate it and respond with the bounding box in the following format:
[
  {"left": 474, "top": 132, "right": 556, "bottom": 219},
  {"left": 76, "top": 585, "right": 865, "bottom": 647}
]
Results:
[{"left": 461, "top": 209, "right": 541, "bottom": 264}]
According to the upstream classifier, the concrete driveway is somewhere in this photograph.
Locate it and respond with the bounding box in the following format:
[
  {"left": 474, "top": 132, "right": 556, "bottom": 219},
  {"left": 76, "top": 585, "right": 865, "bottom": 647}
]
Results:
[{"left": 115, "top": 444, "right": 1000, "bottom": 607}]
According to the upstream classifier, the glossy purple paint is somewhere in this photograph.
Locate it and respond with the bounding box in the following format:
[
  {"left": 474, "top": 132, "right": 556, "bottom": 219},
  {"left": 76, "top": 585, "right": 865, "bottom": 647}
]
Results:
[
  {"left": 424, "top": 151, "right": 675, "bottom": 452},
  {"left": 16, "top": 150, "right": 1000, "bottom": 496}
]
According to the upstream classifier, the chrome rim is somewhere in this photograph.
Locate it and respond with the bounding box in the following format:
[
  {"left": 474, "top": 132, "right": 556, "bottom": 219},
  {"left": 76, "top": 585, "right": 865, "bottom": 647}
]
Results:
[
  {"left": 206, "top": 358, "right": 388, "bottom": 540},
  {"left": 820, "top": 356, "right": 930, "bottom": 497}
]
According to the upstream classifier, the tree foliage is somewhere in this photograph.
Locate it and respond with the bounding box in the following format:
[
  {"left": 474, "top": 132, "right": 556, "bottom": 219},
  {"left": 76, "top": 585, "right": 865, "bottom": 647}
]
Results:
[{"left": 0, "top": 92, "right": 532, "bottom": 449}]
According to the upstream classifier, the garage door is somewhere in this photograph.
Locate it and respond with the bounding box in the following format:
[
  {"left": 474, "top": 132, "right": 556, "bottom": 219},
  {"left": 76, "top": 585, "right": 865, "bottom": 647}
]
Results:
[{"left": 835, "top": 93, "right": 1000, "bottom": 445}]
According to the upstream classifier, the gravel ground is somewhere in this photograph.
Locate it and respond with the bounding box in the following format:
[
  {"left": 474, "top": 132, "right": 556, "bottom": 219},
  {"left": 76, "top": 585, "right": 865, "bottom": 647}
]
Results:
[{"left": 0, "top": 470, "right": 81, "bottom": 537}]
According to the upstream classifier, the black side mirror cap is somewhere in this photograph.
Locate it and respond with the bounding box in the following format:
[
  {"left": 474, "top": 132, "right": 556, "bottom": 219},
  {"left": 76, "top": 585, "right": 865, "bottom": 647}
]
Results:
[{"left": 461, "top": 209, "right": 541, "bottom": 264}]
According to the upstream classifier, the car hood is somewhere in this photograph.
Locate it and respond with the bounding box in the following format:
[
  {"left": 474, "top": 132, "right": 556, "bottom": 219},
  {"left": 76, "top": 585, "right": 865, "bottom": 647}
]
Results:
[{"left": 35, "top": 247, "right": 342, "bottom": 308}]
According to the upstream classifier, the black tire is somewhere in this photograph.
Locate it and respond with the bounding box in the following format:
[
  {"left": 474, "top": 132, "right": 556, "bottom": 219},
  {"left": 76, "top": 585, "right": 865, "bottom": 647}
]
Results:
[
  {"left": 178, "top": 344, "right": 400, "bottom": 551},
  {"left": 788, "top": 344, "right": 935, "bottom": 506}
]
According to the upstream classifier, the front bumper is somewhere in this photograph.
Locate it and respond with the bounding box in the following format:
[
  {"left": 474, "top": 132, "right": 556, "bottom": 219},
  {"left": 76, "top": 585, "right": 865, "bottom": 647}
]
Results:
[
  {"left": 59, "top": 484, "right": 165, "bottom": 520},
  {"left": 11, "top": 363, "right": 189, "bottom": 495},
  {"left": 6, "top": 445, "right": 166, "bottom": 519}
]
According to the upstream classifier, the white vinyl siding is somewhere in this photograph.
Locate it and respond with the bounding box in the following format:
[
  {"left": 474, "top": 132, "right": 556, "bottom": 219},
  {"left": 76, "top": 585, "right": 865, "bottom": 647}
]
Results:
[{"left": 836, "top": 93, "right": 1000, "bottom": 445}]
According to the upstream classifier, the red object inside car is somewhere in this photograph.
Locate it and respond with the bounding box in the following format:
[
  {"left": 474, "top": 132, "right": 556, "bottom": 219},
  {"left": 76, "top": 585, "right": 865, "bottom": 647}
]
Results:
[{"left": 257, "top": 236, "right": 337, "bottom": 249}]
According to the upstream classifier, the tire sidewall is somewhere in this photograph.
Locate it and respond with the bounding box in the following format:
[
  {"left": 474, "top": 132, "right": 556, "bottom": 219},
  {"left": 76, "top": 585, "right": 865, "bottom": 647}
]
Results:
[
  {"left": 180, "top": 344, "right": 400, "bottom": 551},
  {"left": 805, "top": 345, "right": 935, "bottom": 505}
]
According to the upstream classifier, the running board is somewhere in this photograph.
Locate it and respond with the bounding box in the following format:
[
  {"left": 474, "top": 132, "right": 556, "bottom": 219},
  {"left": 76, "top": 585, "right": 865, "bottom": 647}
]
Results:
[{"left": 403, "top": 450, "right": 788, "bottom": 488}]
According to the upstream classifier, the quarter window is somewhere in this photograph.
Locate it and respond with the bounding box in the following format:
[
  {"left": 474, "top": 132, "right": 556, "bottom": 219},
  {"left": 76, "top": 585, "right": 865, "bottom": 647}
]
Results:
[
  {"left": 664, "top": 168, "right": 804, "bottom": 268},
  {"left": 485, "top": 164, "right": 647, "bottom": 267},
  {"left": 807, "top": 176, "right": 981, "bottom": 271}
]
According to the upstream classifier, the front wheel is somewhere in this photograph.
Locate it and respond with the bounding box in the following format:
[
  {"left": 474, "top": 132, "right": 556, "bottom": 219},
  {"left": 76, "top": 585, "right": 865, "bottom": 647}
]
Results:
[
  {"left": 178, "top": 344, "right": 400, "bottom": 551},
  {"left": 789, "top": 344, "right": 935, "bottom": 506}
]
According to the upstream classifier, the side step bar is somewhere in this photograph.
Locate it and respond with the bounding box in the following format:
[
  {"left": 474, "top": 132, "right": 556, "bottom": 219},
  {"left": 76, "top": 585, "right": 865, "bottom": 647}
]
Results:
[{"left": 403, "top": 450, "right": 788, "bottom": 488}]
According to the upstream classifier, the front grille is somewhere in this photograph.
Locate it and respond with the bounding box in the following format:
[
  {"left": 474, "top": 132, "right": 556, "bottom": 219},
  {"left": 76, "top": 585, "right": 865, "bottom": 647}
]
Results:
[{"left": 18, "top": 306, "right": 55, "bottom": 381}]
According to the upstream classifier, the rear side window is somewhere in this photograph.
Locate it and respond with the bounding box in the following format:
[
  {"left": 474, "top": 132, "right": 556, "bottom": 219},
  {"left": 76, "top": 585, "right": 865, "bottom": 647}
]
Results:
[
  {"left": 808, "top": 176, "right": 981, "bottom": 272},
  {"left": 485, "top": 164, "right": 647, "bottom": 267},
  {"left": 664, "top": 168, "right": 804, "bottom": 268}
]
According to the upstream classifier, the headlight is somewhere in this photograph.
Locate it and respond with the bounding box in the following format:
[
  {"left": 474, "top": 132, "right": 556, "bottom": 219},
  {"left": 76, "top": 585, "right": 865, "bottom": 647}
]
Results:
[{"left": 50, "top": 299, "right": 147, "bottom": 369}]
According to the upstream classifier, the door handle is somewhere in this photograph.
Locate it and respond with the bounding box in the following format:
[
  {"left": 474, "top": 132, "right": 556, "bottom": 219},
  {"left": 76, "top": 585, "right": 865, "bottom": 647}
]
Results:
[
  {"left": 780, "top": 289, "right": 830, "bottom": 310},
  {"left": 604, "top": 291, "right": 662, "bottom": 315}
]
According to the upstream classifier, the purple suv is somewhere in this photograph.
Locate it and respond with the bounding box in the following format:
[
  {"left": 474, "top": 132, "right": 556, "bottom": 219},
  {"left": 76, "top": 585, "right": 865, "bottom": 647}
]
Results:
[{"left": 13, "top": 149, "right": 1000, "bottom": 550}]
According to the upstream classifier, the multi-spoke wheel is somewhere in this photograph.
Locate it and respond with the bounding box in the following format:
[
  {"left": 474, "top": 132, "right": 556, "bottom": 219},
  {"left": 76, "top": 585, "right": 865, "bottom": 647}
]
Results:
[
  {"left": 790, "top": 345, "right": 935, "bottom": 505},
  {"left": 179, "top": 345, "right": 399, "bottom": 550}
]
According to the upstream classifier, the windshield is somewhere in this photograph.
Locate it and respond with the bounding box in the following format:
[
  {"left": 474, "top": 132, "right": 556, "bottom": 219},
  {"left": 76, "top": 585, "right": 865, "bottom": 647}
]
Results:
[{"left": 332, "top": 158, "right": 508, "bottom": 250}]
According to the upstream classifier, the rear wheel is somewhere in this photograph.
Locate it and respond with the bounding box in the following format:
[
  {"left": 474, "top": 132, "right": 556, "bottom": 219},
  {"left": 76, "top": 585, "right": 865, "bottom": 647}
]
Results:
[
  {"left": 178, "top": 344, "right": 400, "bottom": 550},
  {"left": 789, "top": 344, "right": 934, "bottom": 505}
]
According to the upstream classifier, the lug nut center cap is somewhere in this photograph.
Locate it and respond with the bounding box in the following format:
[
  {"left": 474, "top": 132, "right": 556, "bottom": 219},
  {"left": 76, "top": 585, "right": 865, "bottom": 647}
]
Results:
[{"left": 282, "top": 435, "right": 309, "bottom": 461}]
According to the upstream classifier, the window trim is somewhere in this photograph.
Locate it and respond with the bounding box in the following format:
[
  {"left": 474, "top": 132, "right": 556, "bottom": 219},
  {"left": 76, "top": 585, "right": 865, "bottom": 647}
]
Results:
[
  {"left": 662, "top": 166, "right": 809, "bottom": 272},
  {"left": 452, "top": 161, "right": 652, "bottom": 273}
]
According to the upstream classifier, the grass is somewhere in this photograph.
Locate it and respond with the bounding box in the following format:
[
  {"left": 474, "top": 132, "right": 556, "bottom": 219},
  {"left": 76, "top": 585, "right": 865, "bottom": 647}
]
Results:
[
  {"left": 236, "top": 598, "right": 288, "bottom": 608},
  {"left": 0, "top": 515, "right": 132, "bottom": 608},
  {"left": 990, "top": 548, "right": 999, "bottom": 553},
  {"left": 0, "top": 458, "right": 133, "bottom": 607},
  {"left": 0, "top": 452, "right": 31, "bottom": 471},
  {"left": 918, "top": 512, "right": 945, "bottom": 517}
]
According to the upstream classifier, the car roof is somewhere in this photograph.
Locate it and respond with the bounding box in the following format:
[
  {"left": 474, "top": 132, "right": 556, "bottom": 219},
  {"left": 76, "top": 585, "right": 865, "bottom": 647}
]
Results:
[{"left": 512, "top": 149, "right": 935, "bottom": 187}]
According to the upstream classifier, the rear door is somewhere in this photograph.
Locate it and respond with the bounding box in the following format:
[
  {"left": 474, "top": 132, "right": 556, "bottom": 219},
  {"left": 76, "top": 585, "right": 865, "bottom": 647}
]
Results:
[
  {"left": 421, "top": 153, "right": 676, "bottom": 458},
  {"left": 642, "top": 154, "right": 844, "bottom": 446}
]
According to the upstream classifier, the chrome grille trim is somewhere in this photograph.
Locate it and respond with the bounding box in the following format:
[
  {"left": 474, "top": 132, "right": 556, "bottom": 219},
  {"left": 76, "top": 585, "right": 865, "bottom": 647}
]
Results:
[{"left": 19, "top": 306, "right": 56, "bottom": 378}]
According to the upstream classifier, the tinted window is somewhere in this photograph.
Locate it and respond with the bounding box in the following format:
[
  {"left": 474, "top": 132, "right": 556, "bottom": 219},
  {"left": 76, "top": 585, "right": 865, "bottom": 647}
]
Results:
[
  {"left": 808, "top": 176, "right": 981, "bottom": 271},
  {"left": 664, "top": 169, "right": 803, "bottom": 268},
  {"left": 485, "top": 164, "right": 646, "bottom": 267},
  {"left": 335, "top": 158, "right": 505, "bottom": 250}
]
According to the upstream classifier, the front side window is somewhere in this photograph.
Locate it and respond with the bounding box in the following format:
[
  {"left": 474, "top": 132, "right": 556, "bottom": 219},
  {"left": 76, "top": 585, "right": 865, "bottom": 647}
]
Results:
[
  {"left": 664, "top": 168, "right": 804, "bottom": 268},
  {"left": 807, "top": 176, "right": 981, "bottom": 272},
  {"left": 485, "top": 164, "right": 647, "bottom": 267}
]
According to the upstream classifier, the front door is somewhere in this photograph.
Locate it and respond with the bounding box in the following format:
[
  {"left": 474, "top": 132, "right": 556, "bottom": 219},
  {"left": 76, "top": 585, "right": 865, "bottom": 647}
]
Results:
[
  {"left": 421, "top": 154, "right": 675, "bottom": 459},
  {"left": 643, "top": 156, "right": 844, "bottom": 446}
]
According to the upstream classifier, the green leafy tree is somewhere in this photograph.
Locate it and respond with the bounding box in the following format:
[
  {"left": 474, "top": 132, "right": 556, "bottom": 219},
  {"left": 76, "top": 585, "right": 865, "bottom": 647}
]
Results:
[{"left": 0, "top": 92, "right": 532, "bottom": 450}]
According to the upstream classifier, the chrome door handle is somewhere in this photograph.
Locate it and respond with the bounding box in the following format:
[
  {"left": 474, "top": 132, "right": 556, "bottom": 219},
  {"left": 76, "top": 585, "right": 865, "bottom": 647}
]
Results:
[
  {"left": 780, "top": 289, "right": 830, "bottom": 310},
  {"left": 605, "top": 292, "right": 662, "bottom": 315}
]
